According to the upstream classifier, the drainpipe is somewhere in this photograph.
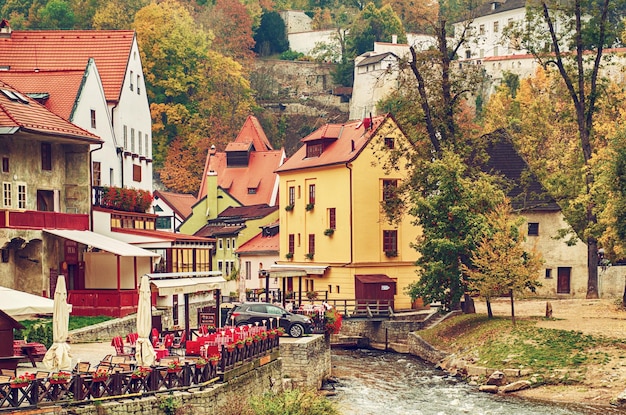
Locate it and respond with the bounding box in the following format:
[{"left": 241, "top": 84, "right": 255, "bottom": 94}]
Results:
[
  {"left": 346, "top": 162, "right": 354, "bottom": 265},
  {"left": 89, "top": 143, "right": 103, "bottom": 231}
]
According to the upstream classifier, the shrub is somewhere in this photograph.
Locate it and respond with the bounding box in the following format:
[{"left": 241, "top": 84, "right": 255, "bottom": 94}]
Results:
[
  {"left": 324, "top": 308, "right": 343, "bottom": 335},
  {"left": 249, "top": 389, "right": 340, "bottom": 415},
  {"left": 280, "top": 50, "right": 305, "bottom": 61}
]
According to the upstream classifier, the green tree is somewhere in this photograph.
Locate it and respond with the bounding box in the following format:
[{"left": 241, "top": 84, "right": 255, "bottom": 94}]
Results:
[
  {"left": 463, "top": 201, "right": 543, "bottom": 324},
  {"left": 37, "top": 0, "right": 75, "bottom": 29},
  {"left": 404, "top": 151, "right": 506, "bottom": 311},
  {"left": 347, "top": 3, "right": 406, "bottom": 56},
  {"left": 92, "top": 0, "right": 148, "bottom": 29},
  {"left": 253, "top": 10, "right": 289, "bottom": 56}
]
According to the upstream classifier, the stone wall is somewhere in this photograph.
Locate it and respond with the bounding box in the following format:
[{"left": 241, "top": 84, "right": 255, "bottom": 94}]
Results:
[
  {"left": 69, "top": 314, "right": 137, "bottom": 343},
  {"left": 67, "top": 359, "right": 282, "bottom": 415},
  {"left": 338, "top": 319, "right": 428, "bottom": 347},
  {"left": 279, "top": 335, "right": 331, "bottom": 389}
]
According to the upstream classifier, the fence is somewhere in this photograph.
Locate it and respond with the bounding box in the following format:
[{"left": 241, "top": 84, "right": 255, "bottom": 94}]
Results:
[{"left": 0, "top": 336, "right": 280, "bottom": 411}]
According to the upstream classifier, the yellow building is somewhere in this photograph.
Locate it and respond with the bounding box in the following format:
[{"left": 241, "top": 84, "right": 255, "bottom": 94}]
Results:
[{"left": 272, "top": 114, "right": 420, "bottom": 311}]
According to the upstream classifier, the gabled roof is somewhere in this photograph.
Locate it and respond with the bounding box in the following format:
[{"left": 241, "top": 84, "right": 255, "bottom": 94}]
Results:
[
  {"left": 153, "top": 190, "right": 196, "bottom": 219},
  {"left": 214, "top": 204, "right": 279, "bottom": 222},
  {"left": 194, "top": 224, "right": 246, "bottom": 237},
  {"left": 470, "top": 0, "right": 525, "bottom": 20},
  {"left": 0, "top": 69, "right": 85, "bottom": 119},
  {"left": 198, "top": 115, "right": 284, "bottom": 205},
  {"left": 0, "top": 80, "right": 101, "bottom": 143},
  {"left": 0, "top": 30, "right": 135, "bottom": 103},
  {"left": 235, "top": 228, "right": 279, "bottom": 255},
  {"left": 356, "top": 52, "right": 398, "bottom": 67},
  {"left": 483, "top": 130, "right": 560, "bottom": 211},
  {"left": 276, "top": 114, "right": 390, "bottom": 173}
]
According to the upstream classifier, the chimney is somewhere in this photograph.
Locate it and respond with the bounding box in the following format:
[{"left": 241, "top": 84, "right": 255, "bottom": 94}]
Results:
[
  {"left": 392, "top": 34, "right": 397, "bottom": 44},
  {"left": 0, "top": 20, "right": 11, "bottom": 38}
]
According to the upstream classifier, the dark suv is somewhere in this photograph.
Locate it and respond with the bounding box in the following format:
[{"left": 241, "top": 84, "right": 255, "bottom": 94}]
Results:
[{"left": 226, "top": 302, "right": 314, "bottom": 337}]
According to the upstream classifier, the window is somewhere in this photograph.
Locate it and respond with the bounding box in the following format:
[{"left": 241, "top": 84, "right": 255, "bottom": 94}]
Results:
[
  {"left": 384, "top": 137, "right": 395, "bottom": 149},
  {"left": 232, "top": 238, "right": 236, "bottom": 250},
  {"left": 308, "top": 184, "right": 316, "bottom": 205},
  {"left": 528, "top": 222, "right": 539, "bottom": 236},
  {"left": 306, "top": 143, "right": 323, "bottom": 158},
  {"left": 138, "top": 131, "right": 142, "bottom": 154},
  {"left": 123, "top": 125, "right": 128, "bottom": 149},
  {"left": 133, "top": 164, "right": 141, "bottom": 182},
  {"left": 545, "top": 269, "right": 552, "bottom": 279},
  {"left": 288, "top": 234, "right": 295, "bottom": 254},
  {"left": 2, "top": 182, "right": 11, "bottom": 208},
  {"left": 336, "top": 285, "right": 340, "bottom": 294},
  {"left": 137, "top": 74, "right": 141, "bottom": 94},
  {"left": 218, "top": 239, "right": 223, "bottom": 250},
  {"left": 328, "top": 285, "right": 332, "bottom": 294},
  {"left": 226, "top": 238, "right": 231, "bottom": 250},
  {"left": 328, "top": 207, "right": 336, "bottom": 229},
  {"left": 156, "top": 216, "right": 171, "bottom": 230},
  {"left": 2, "top": 157, "right": 8, "bottom": 172},
  {"left": 308, "top": 234, "right": 315, "bottom": 255},
  {"left": 493, "top": 21, "right": 499, "bottom": 33},
  {"left": 245, "top": 261, "right": 251, "bottom": 280},
  {"left": 218, "top": 260, "right": 223, "bottom": 271},
  {"left": 383, "top": 230, "right": 398, "bottom": 253},
  {"left": 130, "top": 70, "right": 134, "bottom": 91},
  {"left": 465, "top": 50, "right": 471, "bottom": 59},
  {"left": 41, "top": 143, "right": 51, "bottom": 171},
  {"left": 479, "top": 24, "right": 485, "bottom": 35},
  {"left": 131, "top": 128, "right": 135, "bottom": 153},
  {"left": 383, "top": 179, "right": 397, "bottom": 201},
  {"left": 17, "top": 183, "right": 26, "bottom": 209},
  {"left": 248, "top": 187, "right": 257, "bottom": 194},
  {"left": 288, "top": 186, "right": 295, "bottom": 206},
  {"left": 90, "top": 109, "right": 96, "bottom": 128},
  {"left": 93, "top": 161, "right": 101, "bottom": 186},
  {"left": 145, "top": 134, "right": 149, "bottom": 158}
]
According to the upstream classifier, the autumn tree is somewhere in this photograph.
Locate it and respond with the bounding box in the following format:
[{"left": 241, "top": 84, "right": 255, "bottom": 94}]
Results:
[
  {"left": 503, "top": 0, "right": 624, "bottom": 298},
  {"left": 463, "top": 201, "right": 543, "bottom": 324},
  {"left": 384, "top": 0, "right": 438, "bottom": 33},
  {"left": 92, "top": 0, "right": 148, "bottom": 29},
  {"left": 253, "top": 10, "right": 288, "bottom": 56}
]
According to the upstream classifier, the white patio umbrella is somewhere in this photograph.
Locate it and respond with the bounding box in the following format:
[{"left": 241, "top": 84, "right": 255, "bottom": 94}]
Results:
[
  {"left": 135, "top": 274, "right": 156, "bottom": 367},
  {"left": 42, "top": 275, "right": 72, "bottom": 371}
]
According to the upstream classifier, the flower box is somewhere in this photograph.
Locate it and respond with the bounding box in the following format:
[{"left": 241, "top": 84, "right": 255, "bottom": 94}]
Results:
[
  {"left": 92, "top": 376, "right": 108, "bottom": 383},
  {"left": 50, "top": 379, "right": 68, "bottom": 385}
]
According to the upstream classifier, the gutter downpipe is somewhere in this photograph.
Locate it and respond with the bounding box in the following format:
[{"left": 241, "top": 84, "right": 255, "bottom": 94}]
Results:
[
  {"left": 346, "top": 162, "right": 354, "bottom": 265},
  {"left": 89, "top": 142, "right": 103, "bottom": 231}
]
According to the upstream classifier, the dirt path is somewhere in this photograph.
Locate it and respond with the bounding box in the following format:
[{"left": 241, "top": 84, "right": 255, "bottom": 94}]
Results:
[{"left": 473, "top": 298, "right": 626, "bottom": 407}]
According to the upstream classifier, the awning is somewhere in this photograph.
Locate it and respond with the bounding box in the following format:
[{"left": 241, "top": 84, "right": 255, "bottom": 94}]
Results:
[
  {"left": 268, "top": 264, "right": 329, "bottom": 278},
  {"left": 146, "top": 272, "right": 226, "bottom": 295},
  {"left": 44, "top": 229, "right": 160, "bottom": 258},
  {"left": 355, "top": 274, "right": 396, "bottom": 284},
  {"left": 0, "top": 286, "right": 73, "bottom": 316}
]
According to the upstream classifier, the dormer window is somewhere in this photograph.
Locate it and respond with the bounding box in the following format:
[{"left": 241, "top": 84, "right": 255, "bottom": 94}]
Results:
[{"left": 306, "top": 143, "right": 323, "bottom": 158}]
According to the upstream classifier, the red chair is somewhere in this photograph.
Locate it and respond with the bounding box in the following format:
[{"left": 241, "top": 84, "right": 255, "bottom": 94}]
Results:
[
  {"left": 163, "top": 334, "right": 174, "bottom": 352},
  {"left": 171, "top": 330, "right": 186, "bottom": 356},
  {"left": 185, "top": 340, "right": 200, "bottom": 356},
  {"left": 126, "top": 332, "right": 138, "bottom": 345},
  {"left": 111, "top": 336, "right": 131, "bottom": 356},
  {"left": 151, "top": 328, "right": 160, "bottom": 347}
]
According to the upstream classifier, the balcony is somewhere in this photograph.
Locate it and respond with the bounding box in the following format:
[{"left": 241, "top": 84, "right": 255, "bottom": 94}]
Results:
[{"left": 0, "top": 210, "right": 89, "bottom": 230}]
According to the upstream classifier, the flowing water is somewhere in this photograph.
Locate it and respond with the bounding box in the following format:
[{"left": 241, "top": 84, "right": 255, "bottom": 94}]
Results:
[{"left": 328, "top": 349, "right": 625, "bottom": 415}]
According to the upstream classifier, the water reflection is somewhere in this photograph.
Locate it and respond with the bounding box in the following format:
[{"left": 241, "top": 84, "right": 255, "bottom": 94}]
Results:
[{"left": 329, "top": 349, "right": 623, "bottom": 415}]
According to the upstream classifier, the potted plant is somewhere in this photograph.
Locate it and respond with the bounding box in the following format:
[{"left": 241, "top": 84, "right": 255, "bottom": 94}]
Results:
[
  {"left": 167, "top": 361, "right": 182, "bottom": 373},
  {"left": 132, "top": 366, "right": 151, "bottom": 379},
  {"left": 253, "top": 334, "right": 261, "bottom": 343},
  {"left": 385, "top": 249, "right": 398, "bottom": 258},
  {"left": 10, "top": 373, "right": 34, "bottom": 388},
  {"left": 245, "top": 337, "right": 253, "bottom": 346},
  {"left": 226, "top": 343, "right": 236, "bottom": 352},
  {"left": 305, "top": 252, "right": 314, "bottom": 260},
  {"left": 284, "top": 204, "right": 294, "bottom": 211},
  {"left": 208, "top": 355, "right": 220, "bottom": 367},
  {"left": 260, "top": 331, "right": 268, "bottom": 340},
  {"left": 324, "top": 228, "right": 334, "bottom": 236},
  {"left": 267, "top": 329, "right": 277, "bottom": 339},
  {"left": 50, "top": 371, "right": 72, "bottom": 385},
  {"left": 236, "top": 339, "right": 245, "bottom": 349},
  {"left": 275, "top": 327, "right": 286, "bottom": 337},
  {"left": 305, "top": 203, "right": 314, "bottom": 211},
  {"left": 285, "top": 252, "right": 294, "bottom": 260},
  {"left": 306, "top": 290, "right": 318, "bottom": 300},
  {"left": 92, "top": 368, "right": 109, "bottom": 382},
  {"left": 195, "top": 357, "right": 207, "bottom": 368}
]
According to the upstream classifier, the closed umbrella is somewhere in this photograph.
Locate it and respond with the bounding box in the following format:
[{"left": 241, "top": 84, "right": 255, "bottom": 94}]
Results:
[
  {"left": 135, "top": 274, "right": 156, "bottom": 367},
  {"left": 42, "top": 275, "right": 72, "bottom": 371}
]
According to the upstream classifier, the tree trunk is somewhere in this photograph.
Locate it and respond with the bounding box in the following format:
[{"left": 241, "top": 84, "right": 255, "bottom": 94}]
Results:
[
  {"left": 509, "top": 289, "right": 516, "bottom": 326},
  {"left": 587, "top": 238, "right": 599, "bottom": 298},
  {"left": 486, "top": 298, "right": 493, "bottom": 318},
  {"left": 463, "top": 294, "right": 475, "bottom": 314},
  {"left": 622, "top": 276, "right": 626, "bottom": 308}
]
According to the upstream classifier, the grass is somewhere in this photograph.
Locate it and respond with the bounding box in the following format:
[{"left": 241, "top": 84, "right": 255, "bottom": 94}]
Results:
[
  {"left": 16, "top": 315, "right": 112, "bottom": 337},
  {"left": 419, "top": 314, "right": 619, "bottom": 375}
]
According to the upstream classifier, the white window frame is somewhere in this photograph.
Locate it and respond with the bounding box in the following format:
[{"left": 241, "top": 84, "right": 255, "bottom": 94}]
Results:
[
  {"left": 17, "top": 183, "right": 26, "bottom": 209},
  {"left": 2, "top": 182, "right": 11, "bottom": 208}
]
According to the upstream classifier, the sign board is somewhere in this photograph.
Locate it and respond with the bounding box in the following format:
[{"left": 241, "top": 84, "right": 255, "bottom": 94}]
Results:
[
  {"left": 198, "top": 307, "right": 216, "bottom": 327},
  {"left": 64, "top": 240, "right": 78, "bottom": 264}
]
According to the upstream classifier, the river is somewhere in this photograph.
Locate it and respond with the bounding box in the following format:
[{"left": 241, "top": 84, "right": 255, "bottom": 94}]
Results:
[{"left": 328, "top": 348, "right": 625, "bottom": 415}]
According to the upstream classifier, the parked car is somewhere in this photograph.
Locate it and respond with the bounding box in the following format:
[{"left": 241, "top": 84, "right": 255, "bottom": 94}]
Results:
[{"left": 226, "top": 302, "right": 314, "bottom": 337}]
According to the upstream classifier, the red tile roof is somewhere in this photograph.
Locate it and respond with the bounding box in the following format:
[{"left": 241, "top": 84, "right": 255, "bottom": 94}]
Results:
[
  {"left": 194, "top": 224, "right": 246, "bottom": 237},
  {"left": 198, "top": 115, "right": 284, "bottom": 205},
  {"left": 0, "top": 80, "right": 101, "bottom": 143},
  {"left": 153, "top": 190, "right": 196, "bottom": 219},
  {"left": 0, "top": 69, "right": 85, "bottom": 119},
  {"left": 276, "top": 115, "right": 389, "bottom": 173},
  {"left": 235, "top": 230, "right": 279, "bottom": 255},
  {"left": 0, "top": 30, "right": 135, "bottom": 103},
  {"left": 113, "top": 227, "right": 215, "bottom": 243}
]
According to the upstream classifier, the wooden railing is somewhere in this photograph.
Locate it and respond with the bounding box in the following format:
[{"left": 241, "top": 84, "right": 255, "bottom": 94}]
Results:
[
  {"left": 299, "top": 299, "right": 394, "bottom": 318},
  {"left": 0, "top": 337, "right": 279, "bottom": 411},
  {"left": 0, "top": 210, "right": 89, "bottom": 230}
]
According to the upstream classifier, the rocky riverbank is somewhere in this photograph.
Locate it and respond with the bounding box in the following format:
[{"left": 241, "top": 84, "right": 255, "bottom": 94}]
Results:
[{"left": 411, "top": 298, "right": 626, "bottom": 410}]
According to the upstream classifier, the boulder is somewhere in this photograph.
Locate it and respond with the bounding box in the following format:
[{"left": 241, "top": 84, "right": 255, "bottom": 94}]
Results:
[
  {"left": 479, "top": 385, "right": 499, "bottom": 394},
  {"left": 500, "top": 380, "right": 531, "bottom": 393},
  {"left": 486, "top": 370, "right": 507, "bottom": 386}
]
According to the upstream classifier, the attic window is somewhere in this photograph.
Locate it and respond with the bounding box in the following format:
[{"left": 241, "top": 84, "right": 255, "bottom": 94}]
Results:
[
  {"left": 306, "top": 143, "right": 323, "bottom": 158},
  {"left": 248, "top": 188, "right": 257, "bottom": 194},
  {"left": 1, "top": 89, "right": 28, "bottom": 104}
]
